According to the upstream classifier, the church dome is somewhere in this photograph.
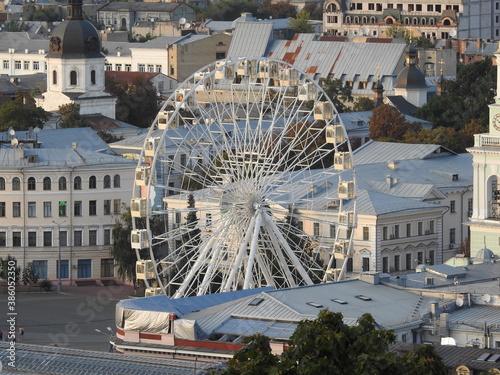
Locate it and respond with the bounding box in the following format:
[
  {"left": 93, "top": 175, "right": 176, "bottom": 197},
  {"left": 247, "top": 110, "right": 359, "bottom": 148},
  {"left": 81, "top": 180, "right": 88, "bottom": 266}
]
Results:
[
  {"left": 473, "top": 247, "right": 496, "bottom": 263},
  {"left": 48, "top": 0, "right": 102, "bottom": 59},
  {"left": 394, "top": 44, "right": 427, "bottom": 89}
]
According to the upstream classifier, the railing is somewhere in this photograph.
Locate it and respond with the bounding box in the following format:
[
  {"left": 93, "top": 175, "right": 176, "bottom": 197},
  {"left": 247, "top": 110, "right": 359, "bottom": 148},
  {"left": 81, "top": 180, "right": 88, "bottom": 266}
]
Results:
[{"left": 475, "top": 134, "right": 500, "bottom": 147}]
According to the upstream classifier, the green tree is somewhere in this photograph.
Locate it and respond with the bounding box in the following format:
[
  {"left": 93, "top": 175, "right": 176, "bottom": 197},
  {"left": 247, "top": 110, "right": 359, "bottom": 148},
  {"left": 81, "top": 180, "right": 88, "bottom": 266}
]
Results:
[
  {"left": 352, "top": 96, "right": 375, "bottom": 112},
  {"left": 303, "top": 2, "right": 323, "bottom": 20},
  {"left": 403, "top": 126, "right": 467, "bottom": 153},
  {"left": 200, "top": 0, "right": 259, "bottom": 21},
  {"left": 214, "top": 310, "right": 447, "bottom": 375},
  {"left": 58, "top": 103, "right": 87, "bottom": 128},
  {"left": 30, "top": 7, "right": 61, "bottom": 22},
  {"left": 289, "top": 9, "right": 313, "bottom": 33},
  {"left": 257, "top": 0, "right": 296, "bottom": 19},
  {"left": 111, "top": 206, "right": 137, "bottom": 284},
  {"left": 22, "top": 262, "right": 39, "bottom": 285},
  {"left": 3, "top": 19, "right": 30, "bottom": 32},
  {"left": 0, "top": 255, "right": 21, "bottom": 281},
  {"left": 319, "top": 78, "right": 353, "bottom": 113},
  {"left": 0, "top": 100, "right": 47, "bottom": 131}
]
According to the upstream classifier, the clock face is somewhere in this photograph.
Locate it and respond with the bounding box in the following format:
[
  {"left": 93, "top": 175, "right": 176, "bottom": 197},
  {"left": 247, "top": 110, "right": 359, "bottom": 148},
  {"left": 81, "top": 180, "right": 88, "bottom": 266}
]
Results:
[{"left": 494, "top": 114, "right": 500, "bottom": 131}]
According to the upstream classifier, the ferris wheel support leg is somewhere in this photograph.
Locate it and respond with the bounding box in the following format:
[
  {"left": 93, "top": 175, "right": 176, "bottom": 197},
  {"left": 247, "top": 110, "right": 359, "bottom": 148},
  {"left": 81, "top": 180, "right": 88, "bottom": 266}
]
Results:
[
  {"left": 243, "top": 211, "right": 263, "bottom": 289},
  {"left": 223, "top": 213, "right": 258, "bottom": 292},
  {"left": 265, "top": 221, "right": 298, "bottom": 288},
  {"left": 254, "top": 249, "right": 276, "bottom": 288},
  {"left": 264, "top": 214, "right": 314, "bottom": 285}
]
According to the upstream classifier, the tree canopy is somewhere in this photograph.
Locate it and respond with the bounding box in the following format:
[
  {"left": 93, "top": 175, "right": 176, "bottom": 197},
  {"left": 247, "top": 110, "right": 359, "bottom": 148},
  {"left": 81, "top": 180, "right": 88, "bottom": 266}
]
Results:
[
  {"left": 289, "top": 9, "right": 313, "bottom": 33},
  {"left": 319, "top": 78, "right": 353, "bottom": 113},
  {"left": 212, "top": 310, "right": 447, "bottom": 375},
  {"left": 197, "top": 0, "right": 258, "bottom": 21},
  {"left": 0, "top": 99, "right": 47, "bottom": 132},
  {"left": 58, "top": 103, "right": 88, "bottom": 128},
  {"left": 257, "top": 0, "right": 296, "bottom": 19},
  {"left": 369, "top": 104, "right": 421, "bottom": 141}
]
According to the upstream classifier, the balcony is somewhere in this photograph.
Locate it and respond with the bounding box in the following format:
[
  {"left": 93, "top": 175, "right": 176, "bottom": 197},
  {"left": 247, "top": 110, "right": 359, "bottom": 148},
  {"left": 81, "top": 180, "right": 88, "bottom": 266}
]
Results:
[{"left": 474, "top": 134, "right": 500, "bottom": 147}]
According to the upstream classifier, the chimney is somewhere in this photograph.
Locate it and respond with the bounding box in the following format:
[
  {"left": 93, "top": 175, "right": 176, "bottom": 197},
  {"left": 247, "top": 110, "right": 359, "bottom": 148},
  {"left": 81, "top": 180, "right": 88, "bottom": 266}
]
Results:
[{"left": 386, "top": 174, "right": 394, "bottom": 188}]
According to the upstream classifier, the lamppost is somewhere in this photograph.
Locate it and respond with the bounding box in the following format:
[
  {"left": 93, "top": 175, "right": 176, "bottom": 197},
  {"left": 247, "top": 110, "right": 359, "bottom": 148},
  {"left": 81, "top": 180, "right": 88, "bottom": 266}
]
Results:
[
  {"left": 52, "top": 220, "right": 66, "bottom": 292},
  {"left": 95, "top": 327, "right": 115, "bottom": 352}
]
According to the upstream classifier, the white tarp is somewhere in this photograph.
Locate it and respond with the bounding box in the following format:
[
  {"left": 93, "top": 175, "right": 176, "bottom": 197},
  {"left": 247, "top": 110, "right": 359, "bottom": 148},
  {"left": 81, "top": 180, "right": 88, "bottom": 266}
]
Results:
[
  {"left": 174, "top": 319, "right": 197, "bottom": 340},
  {"left": 116, "top": 305, "right": 171, "bottom": 333}
]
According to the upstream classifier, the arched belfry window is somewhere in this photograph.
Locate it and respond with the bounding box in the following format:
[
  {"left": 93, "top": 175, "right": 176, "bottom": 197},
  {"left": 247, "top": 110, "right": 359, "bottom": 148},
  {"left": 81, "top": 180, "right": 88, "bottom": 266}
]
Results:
[
  {"left": 70, "top": 70, "right": 77, "bottom": 85},
  {"left": 52, "top": 70, "right": 57, "bottom": 85},
  {"left": 91, "top": 70, "right": 96, "bottom": 85}
]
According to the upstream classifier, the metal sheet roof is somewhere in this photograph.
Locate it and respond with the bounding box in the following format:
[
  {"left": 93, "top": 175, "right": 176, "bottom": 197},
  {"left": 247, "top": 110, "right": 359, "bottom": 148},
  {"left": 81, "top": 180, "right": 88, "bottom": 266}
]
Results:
[{"left": 227, "top": 22, "right": 274, "bottom": 58}]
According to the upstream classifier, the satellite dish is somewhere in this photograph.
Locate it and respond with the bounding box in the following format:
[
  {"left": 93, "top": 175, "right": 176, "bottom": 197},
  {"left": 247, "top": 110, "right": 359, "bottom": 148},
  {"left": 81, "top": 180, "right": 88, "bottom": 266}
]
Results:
[
  {"left": 9, "top": 128, "right": 15, "bottom": 136},
  {"left": 185, "top": 23, "right": 191, "bottom": 29},
  {"left": 483, "top": 294, "right": 491, "bottom": 303},
  {"left": 449, "top": 29, "right": 457, "bottom": 38},
  {"left": 179, "top": 17, "right": 186, "bottom": 25},
  {"left": 11, "top": 138, "right": 18, "bottom": 147},
  {"left": 456, "top": 298, "right": 464, "bottom": 307}
]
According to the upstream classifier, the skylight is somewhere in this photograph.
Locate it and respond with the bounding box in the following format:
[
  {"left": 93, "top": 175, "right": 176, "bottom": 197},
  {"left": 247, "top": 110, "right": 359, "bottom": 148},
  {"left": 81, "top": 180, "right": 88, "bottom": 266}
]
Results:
[
  {"left": 355, "top": 295, "right": 372, "bottom": 301},
  {"left": 306, "top": 302, "right": 323, "bottom": 308},
  {"left": 248, "top": 298, "right": 264, "bottom": 306},
  {"left": 331, "top": 298, "right": 347, "bottom": 305}
]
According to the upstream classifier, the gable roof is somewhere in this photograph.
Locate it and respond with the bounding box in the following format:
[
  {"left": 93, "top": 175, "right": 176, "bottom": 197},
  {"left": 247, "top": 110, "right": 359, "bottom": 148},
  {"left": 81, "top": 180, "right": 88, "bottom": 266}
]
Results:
[{"left": 105, "top": 71, "right": 159, "bottom": 84}]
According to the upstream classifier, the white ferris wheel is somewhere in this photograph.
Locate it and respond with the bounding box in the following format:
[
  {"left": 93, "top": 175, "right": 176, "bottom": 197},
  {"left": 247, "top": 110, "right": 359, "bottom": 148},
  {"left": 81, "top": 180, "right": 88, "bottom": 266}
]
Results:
[{"left": 131, "top": 57, "right": 357, "bottom": 298}]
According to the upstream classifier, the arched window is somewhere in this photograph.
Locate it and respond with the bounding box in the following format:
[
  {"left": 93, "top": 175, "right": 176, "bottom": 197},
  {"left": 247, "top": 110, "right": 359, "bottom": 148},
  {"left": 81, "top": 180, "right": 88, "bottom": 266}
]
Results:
[
  {"left": 429, "top": 18, "right": 435, "bottom": 25},
  {"left": 0, "top": 177, "right": 5, "bottom": 190},
  {"left": 346, "top": 16, "right": 351, "bottom": 23},
  {"left": 386, "top": 17, "right": 394, "bottom": 24},
  {"left": 91, "top": 70, "right": 96, "bottom": 85},
  {"left": 70, "top": 70, "right": 77, "bottom": 85},
  {"left": 12, "top": 177, "right": 20, "bottom": 191},
  {"left": 113, "top": 174, "right": 121, "bottom": 188},
  {"left": 412, "top": 17, "right": 418, "bottom": 25},
  {"left": 74, "top": 176, "right": 82, "bottom": 190},
  {"left": 421, "top": 18, "right": 426, "bottom": 25},
  {"left": 28, "top": 177, "right": 36, "bottom": 191},
  {"left": 443, "top": 19, "right": 451, "bottom": 25},
  {"left": 52, "top": 70, "right": 57, "bottom": 85},
  {"left": 121, "top": 18, "right": 127, "bottom": 29},
  {"left": 362, "top": 16, "right": 367, "bottom": 23},
  {"left": 104, "top": 175, "right": 111, "bottom": 189},
  {"left": 371, "top": 17, "right": 376, "bottom": 24},
  {"left": 404, "top": 17, "right": 410, "bottom": 24},
  {"left": 59, "top": 177, "right": 67, "bottom": 191},
  {"left": 354, "top": 16, "right": 359, "bottom": 23},
  {"left": 43, "top": 177, "right": 51, "bottom": 191},
  {"left": 89, "top": 176, "right": 97, "bottom": 189}
]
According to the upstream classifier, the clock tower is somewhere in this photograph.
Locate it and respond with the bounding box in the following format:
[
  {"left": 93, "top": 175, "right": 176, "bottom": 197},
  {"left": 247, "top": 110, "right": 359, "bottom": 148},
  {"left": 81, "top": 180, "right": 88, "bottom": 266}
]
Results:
[{"left": 467, "top": 45, "right": 500, "bottom": 260}]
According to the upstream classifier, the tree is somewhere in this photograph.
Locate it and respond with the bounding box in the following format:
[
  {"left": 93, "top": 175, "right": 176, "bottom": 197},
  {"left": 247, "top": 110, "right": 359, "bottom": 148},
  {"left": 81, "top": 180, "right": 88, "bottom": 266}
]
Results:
[
  {"left": 0, "top": 255, "right": 21, "bottom": 281},
  {"left": 289, "top": 9, "right": 314, "bottom": 33},
  {"left": 214, "top": 310, "right": 447, "bottom": 375},
  {"left": 111, "top": 206, "right": 137, "bottom": 284},
  {"left": 303, "top": 2, "right": 323, "bottom": 20},
  {"left": 105, "top": 74, "right": 158, "bottom": 127},
  {"left": 30, "top": 7, "right": 61, "bottom": 22},
  {"left": 369, "top": 104, "right": 421, "bottom": 141},
  {"left": 58, "top": 103, "right": 88, "bottom": 128},
  {"left": 319, "top": 78, "right": 353, "bottom": 113},
  {"left": 22, "top": 262, "right": 39, "bottom": 285},
  {"left": 403, "top": 126, "right": 467, "bottom": 153},
  {"left": 0, "top": 100, "right": 47, "bottom": 131},
  {"left": 3, "top": 19, "right": 29, "bottom": 32},
  {"left": 257, "top": 0, "right": 296, "bottom": 19},
  {"left": 199, "top": 0, "right": 259, "bottom": 21},
  {"left": 352, "top": 96, "right": 375, "bottom": 112}
]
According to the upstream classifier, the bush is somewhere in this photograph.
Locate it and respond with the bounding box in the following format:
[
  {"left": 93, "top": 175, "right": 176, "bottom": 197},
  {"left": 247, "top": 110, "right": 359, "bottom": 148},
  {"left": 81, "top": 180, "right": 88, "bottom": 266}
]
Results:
[{"left": 40, "top": 279, "right": 52, "bottom": 292}]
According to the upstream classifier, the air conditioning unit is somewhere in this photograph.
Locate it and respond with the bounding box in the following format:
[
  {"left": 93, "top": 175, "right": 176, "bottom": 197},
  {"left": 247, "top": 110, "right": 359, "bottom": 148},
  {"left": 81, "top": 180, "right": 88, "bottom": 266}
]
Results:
[
  {"left": 144, "top": 137, "right": 160, "bottom": 157},
  {"left": 135, "top": 260, "right": 155, "bottom": 280},
  {"left": 145, "top": 287, "right": 163, "bottom": 297},
  {"left": 313, "top": 101, "right": 334, "bottom": 120},
  {"left": 131, "top": 229, "right": 150, "bottom": 249},
  {"left": 130, "top": 198, "right": 147, "bottom": 218},
  {"left": 425, "top": 277, "right": 434, "bottom": 285},
  {"left": 135, "top": 166, "right": 151, "bottom": 186},
  {"left": 338, "top": 181, "right": 355, "bottom": 199},
  {"left": 334, "top": 152, "right": 352, "bottom": 170},
  {"left": 325, "top": 125, "right": 345, "bottom": 144},
  {"left": 298, "top": 82, "right": 316, "bottom": 101}
]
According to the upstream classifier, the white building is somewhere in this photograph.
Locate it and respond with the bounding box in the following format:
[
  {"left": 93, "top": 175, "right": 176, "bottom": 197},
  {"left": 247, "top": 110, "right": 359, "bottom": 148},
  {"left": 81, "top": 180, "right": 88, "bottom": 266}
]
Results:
[{"left": 0, "top": 128, "right": 135, "bottom": 284}]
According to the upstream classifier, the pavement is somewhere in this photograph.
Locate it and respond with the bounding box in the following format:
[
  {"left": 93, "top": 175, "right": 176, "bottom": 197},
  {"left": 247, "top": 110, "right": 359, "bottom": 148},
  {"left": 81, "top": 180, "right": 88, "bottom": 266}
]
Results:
[{"left": 0, "top": 283, "right": 137, "bottom": 352}]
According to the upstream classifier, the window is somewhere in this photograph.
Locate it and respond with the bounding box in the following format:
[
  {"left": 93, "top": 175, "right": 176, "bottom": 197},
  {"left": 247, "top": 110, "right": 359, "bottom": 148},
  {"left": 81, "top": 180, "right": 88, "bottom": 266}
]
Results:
[
  {"left": 418, "top": 222, "right": 423, "bottom": 236},
  {"left": 91, "top": 70, "right": 96, "bottom": 85},
  {"left": 125, "top": 64, "right": 131, "bottom": 71},
  {"left": 13, "top": 202, "right": 21, "bottom": 217},
  {"left": 105, "top": 63, "right": 112, "bottom": 71},
  {"left": 363, "top": 227, "right": 369, "bottom": 241},
  {"left": 14, "top": 60, "right": 21, "bottom": 69},
  {"left": 406, "top": 253, "right": 412, "bottom": 270},
  {"left": 103, "top": 175, "right": 111, "bottom": 188},
  {"left": 70, "top": 70, "right": 77, "bottom": 85},
  {"left": 59, "top": 201, "right": 67, "bottom": 216},
  {"left": 74, "top": 230, "right": 82, "bottom": 246},
  {"left": 33, "top": 260, "right": 47, "bottom": 279},
  {"left": 28, "top": 177, "right": 36, "bottom": 190},
  {"left": 33, "top": 61, "right": 39, "bottom": 70},
  {"left": 12, "top": 177, "right": 20, "bottom": 190},
  {"left": 429, "top": 250, "right": 435, "bottom": 265},
  {"left": 0, "top": 177, "right": 4, "bottom": 190},
  {"left": 450, "top": 228, "right": 456, "bottom": 244},
  {"left": 28, "top": 232, "right": 37, "bottom": 247},
  {"left": 57, "top": 260, "right": 69, "bottom": 279},
  {"left": 0, "top": 202, "right": 5, "bottom": 217},
  {"left": 28, "top": 202, "right": 36, "bottom": 217},
  {"left": 115, "top": 64, "right": 122, "bottom": 71},
  {"left": 156, "top": 65, "right": 162, "bottom": 73},
  {"left": 43, "top": 177, "right": 51, "bottom": 190},
  {"left": 394, "top": 255, "right": 400, "bottom": 271},
  {"left": 468, "top": 198, "right": 473, "bottom": 211},
  {"left": 89, "top": 200, "right": 97, "bottom": 216},
  {"left": 59, "top": 177, "right": 67, "bottom": 190},
  {"left": 104, "top": 200, "right": 111, "bottom": 215},
  {"left": 113, "top": 174, "right": 120, "bottom": 188},
  {"left": 382, "top": 226, "right": 388, "bottom": 240},
  {"left": 417, "top": 252, "right": 423, "bottom": 265},
  {"left": 406, "top": 223, "right": 411, "bottom": 237},
  {"left": 89, "top": 176, "right": 96, "bottom": 189},
  {"left": 74, "top": 201, "right": 82, "bottom": 216},
  {"left": 362, "top": 257, "right": 370, "bottom": 272},
  {"left": 59, "top": 231, "right": 67, "bottom": 247},
  {"left": 450, "top": 200, "right": 456, "bottom": 213},
  {"left": 313, "top": 223, "right": 320, "bottom": 236},
  {"left": 402, "top": 333, "right": 407, "bottom": 342},
  {"left": 0, "top": 232, "right": 5, "bottom": 246},
  {"left": 170, "top": 66, "right": 174, "bottom": 75},
  {"left": 138, "top": 64, "right": 145, "bottom": 72},
  {"left": 52, "top": 70, "right": 57, "bottom": 84},
  {"left": 74, "top": 176, "right": 82, "bottom": 190},
  {"left": 43, "top": 231, "right": 52, "bottom": 247},
  {"left": 394, "top": 225, "right": 399, "bottom": 239},
  {"left": 113, "top": 199, "right": 121, "bottom": 214},
  {"left": 104, "top": 229, "right": 111, "bottom": 245},
  {"left": 330, "top": 224, "right": 336, "bottom": 238},
  {"left": 89, "top": 229, "right": 97, "bottom": 245},
  {"left": 13, "top": 232, "right": 21, "bottom": 247},
  {"left": 180, "top": 154, "right": 187, "bottom": 166},
  {"left": 2, "top": 60, "right": 8, "bottom": 69},
  {"left": 77, "top": 259, "right": 91, "bottom": 278},
  {"left": 148, "top": 64, "right": 154, "bottom": 72},
  {"left": 382, "top": 256, "right": 388, "bottom": 273},
  {"left": 43, "top": 202, "right": 52, "bottom": 217},
  {"left": 101, "top": 258, "right": 114, "bottom": 277},
  {"left": 429, "top": 220, "right": 434, "bottom": 234}
]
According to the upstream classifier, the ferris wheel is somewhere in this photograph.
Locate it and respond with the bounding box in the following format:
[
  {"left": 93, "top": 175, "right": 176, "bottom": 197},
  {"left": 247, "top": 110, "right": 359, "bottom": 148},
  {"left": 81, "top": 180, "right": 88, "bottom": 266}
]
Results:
[{"left": 131, "top": 57, "right": 356, "bottom": 298}]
